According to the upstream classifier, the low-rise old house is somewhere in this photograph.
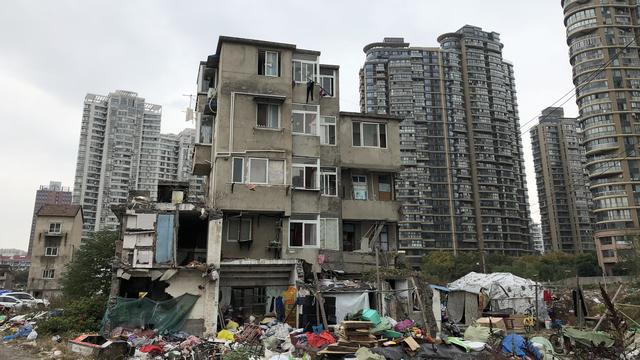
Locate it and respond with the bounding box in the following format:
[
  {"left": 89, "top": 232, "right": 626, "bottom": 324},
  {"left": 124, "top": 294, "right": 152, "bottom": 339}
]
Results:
[
  {"left": 107, "top": 36, "right": 402, "bottom": 336},
  {"left": 0, "top": 265, "right": 14, "bottom": 289},
  {"left": 27, "top": 204, "right": 83, "bottom": 299}
]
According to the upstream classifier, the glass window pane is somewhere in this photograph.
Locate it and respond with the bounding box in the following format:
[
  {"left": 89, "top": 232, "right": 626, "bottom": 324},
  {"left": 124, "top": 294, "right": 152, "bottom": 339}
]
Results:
[
  {"left": 305, "top": 166, "right": 317, "bottom": 189},
  {"left": 228, "top": 220, "right": 239, "bottom": 241},
  {"left": 257, "top": 104, "right": 267, "bottom": 127},
  {"left": 328, "top": 174, "right": 336, "bottom": 195},
  {"left": 269, "top": 160, "right": 285, "bottom": 184},
  {"left": 232, "top": 158, "right": 243, "bottom": 183},
  {"left": 294, "top": 62, "right": 302, "bottom": 82},
  {"left": 292, "top": 167, "right": 304, "bottom": 188},
  {"left": 290, "top": 222, "right": 303, "bottom": 247},
  {"left": 249, "top": 159, "right": 267, "bottom": 183},
  {"left": 363, "top": 123, "right": 379, "bottom": 146},
  {"left": 353, "top": 122, "right": 361, "bottom": 146},
  {"left": 379, "top": 124, "right": 387, "bottom": 148},
  {"left": 292, "top": 112, "right": 304, "bottom": 133},
  {"left": 304, "top": 223, "right": 316, "bottom": 246},
  {"left": 268, "top": 105, "right": 279, "bottom": 128},
  {"left": 305, "top": 113, "right": 317, "bottom": 135},
  {"left": 240, "top": 219, "right": 251, "bottom": 240},
  {"left": 328, "top": 125, "right": 336, "bottom": 145},
  {"left": 266, "top": 52, "right": 278, "bottom": 76}
]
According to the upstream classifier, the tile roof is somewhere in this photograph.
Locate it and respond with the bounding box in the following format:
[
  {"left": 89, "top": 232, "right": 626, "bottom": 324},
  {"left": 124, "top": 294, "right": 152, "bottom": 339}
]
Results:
[{"left": 37, "top": 204, "right": 82, "bottom": 217}]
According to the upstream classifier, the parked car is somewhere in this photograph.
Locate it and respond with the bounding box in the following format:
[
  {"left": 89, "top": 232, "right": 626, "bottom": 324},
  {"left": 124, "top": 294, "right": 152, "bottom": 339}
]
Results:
[
  {"left": 4, "top": 292, "right": 49, "bottom": 308},
  {"left": 0, "top": 295, "right": 26, "bottom": 310}
]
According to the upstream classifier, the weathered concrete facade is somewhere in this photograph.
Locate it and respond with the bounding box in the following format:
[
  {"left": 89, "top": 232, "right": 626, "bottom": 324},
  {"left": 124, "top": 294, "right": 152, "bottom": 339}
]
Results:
[
  {"left": 27, "top": 204, "right": 83, "bottom": 299},
  {"left": 109, "top": 36, "right": 402, "bottom": 336}
]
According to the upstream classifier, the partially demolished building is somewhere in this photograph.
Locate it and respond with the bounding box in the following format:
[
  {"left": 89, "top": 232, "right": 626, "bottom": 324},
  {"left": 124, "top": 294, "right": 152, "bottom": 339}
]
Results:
[{"left": 108, "top": 37, "right": 403, "bottom": 336}]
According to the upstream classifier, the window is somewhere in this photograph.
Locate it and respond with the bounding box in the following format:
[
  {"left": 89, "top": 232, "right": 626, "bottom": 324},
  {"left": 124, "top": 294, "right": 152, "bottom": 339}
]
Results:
[
  {"left": 320, "top": 116, "right": 336, "bottom": 145},
  {"left": 45, "top": 247, "right": 58, "bottom": 256},
  {"left": 319, "top": 71, "right": 335, "bottom": 97},
  {"left": 289, "top": 217, "right": 318, "bottom": 247},
  {"left": 248, "top": 158, "right": 268, "bottom": 184},
  {"left": 234, "top": 158, "right": 285, "bottom": 185},
  {"left": 343, "top": 223, "right": 356, "bottom": 251},
  {"left": 42, "top": 269, "right": 55, "bottom": 279},
  {"left": 226, "top": 218, "right": 252, "bottom": 242},
  {"left": 353, "top": 122, "right": 387, "bottom": 148},
  {"left": 292, "top": 104, "right": 319, "bottom": 135},
  {"left": 320, "top": 218, "right": 339, "bottom": 250},
  {"left": 292, "top": 157, "right": 319, "bottom": 190},
  {"left": 256, "top": 103, "right": 280, "bottom": 129},
  {"left": 48, "top": 223, "right": 61, "bottom": 234},
  {"left": 232, "top": 158, "right": 244, "bottom": 183},
  {"left": 258, "top": 50, "right": 279, "bottom": 77},
  {"left": 378, "top": 175, "right": 392, "bottom": 201},
  {"left": 321, "top": 167, "right": 337, "bottom": 196},
  {"left": 231, "top": 287, "right": 266, "bottom": 316},
  {"left": 293, "top": 60, "right": 317, "bottom": 83},
  {"left": 352, "top": 175, "right": 368, "bottom": 200}
]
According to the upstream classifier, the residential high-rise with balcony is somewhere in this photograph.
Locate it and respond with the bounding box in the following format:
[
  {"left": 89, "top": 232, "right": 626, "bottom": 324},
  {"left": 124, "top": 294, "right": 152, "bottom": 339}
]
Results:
[
  {"left": 530, "top": 222, "right": 544, "bottom": 254},
  {"left": 530, "top": 107, "right": 594, "bottom": 254},
  {"left": 561, "top": 0, "right": 640, "bottom": 272},
  {"left": 27, "top": 181, "right": 72, "bottom": 256},
  {"left": 360, "top": 26, "right": 531, "bottom": 264},
  {"left": 72, "top": 90, "right": 204, "bottom": 239}
]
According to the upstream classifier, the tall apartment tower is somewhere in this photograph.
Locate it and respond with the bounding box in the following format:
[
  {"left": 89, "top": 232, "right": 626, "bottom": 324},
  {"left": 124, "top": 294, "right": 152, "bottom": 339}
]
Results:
[
  {"left": 360, "top": 26, "right": 531, "bottom": 264},
  {"left": 530, "top": 222, "right": 544, "bottom": 254},
  {"left": 561, "top": 0, "right": 640, "bottom": 272},
  {"left": 73, "top": 90, "right": 205, "bottom": 239},
  {"left": 530, "top": 107, "right": 594, "bottom": 254},
  {"left": 27, "top": 181, "right": 72, "bottom": 256}
]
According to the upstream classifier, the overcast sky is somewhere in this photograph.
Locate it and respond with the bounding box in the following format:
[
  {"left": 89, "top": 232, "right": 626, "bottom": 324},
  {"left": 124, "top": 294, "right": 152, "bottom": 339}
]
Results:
[{"left": 0, "top": 0, "right": 576, "bottom": 250}]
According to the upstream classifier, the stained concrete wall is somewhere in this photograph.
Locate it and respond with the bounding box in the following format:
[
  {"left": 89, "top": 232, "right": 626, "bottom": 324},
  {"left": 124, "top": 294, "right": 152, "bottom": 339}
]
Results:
[
  {"left": 339, "top": 113, "right": 401, "bottom": 171},
  {"left": 28, "top": 212, "right": 83, "bottom": 298}
]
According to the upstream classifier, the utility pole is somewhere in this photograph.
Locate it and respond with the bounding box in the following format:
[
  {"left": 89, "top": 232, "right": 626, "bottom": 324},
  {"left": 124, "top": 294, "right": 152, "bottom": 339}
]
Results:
[{"left": 534, "top": 279, "right": 539, "bottom": 331}]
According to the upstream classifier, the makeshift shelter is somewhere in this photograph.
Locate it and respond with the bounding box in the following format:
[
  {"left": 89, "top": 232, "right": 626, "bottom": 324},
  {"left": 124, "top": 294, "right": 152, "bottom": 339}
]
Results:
[{"left": 447, "top": 272, "right": 546, "bottom": 324}]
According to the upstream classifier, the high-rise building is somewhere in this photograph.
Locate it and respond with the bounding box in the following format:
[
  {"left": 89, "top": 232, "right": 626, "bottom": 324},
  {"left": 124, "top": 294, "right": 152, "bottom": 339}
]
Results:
[
  {"left": 530, "top": 222, "right": 544, "bottom": 254},
  {"left": 561, "top": 0, "right": 640, "bottom": 272},
  {"left": 158, "top": 129, "right": 206, "bottom": 202},
  {"left": 73, "top": 90, "right": 204, "bottom": 239},
  {"left": 360, "top": 26, "right": 531, "bottom": 264},
  {"left": 27, "top": 181, "right": 72, "bottom": 256},
  {"left": 530, "top": 107, "right": 594, "bottom": 253}
]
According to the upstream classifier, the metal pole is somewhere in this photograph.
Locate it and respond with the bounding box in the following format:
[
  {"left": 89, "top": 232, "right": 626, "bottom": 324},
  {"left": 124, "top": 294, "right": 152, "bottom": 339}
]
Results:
[
  {"left": 535, "top": 281, "right": 539, "bottom": 331},
  {"left": 576, "top": 275, "right": 583, "bottom": 328},
  {"left": 375, "top": 247, "right": 382, "bottom": 314}
]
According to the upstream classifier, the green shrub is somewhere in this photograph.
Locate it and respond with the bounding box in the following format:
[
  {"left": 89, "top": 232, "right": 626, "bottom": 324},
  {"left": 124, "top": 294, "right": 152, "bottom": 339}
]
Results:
[{"left": 38, "top": 296, "right": 107, "bottom": 336}]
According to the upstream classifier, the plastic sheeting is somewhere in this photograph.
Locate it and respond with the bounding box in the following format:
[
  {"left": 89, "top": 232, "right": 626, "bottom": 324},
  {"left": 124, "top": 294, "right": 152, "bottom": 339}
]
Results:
[
  {"left": 324, "top": 292, "right": 369, "bottom": 324},
  {"left": 448, "top": 272, "right": 547, "bottom": 317},
  {"left": 155, "top": 214, "right": 174, "bottom": 264},
  {"left": 101, "top": 294, "right": 199, "bottom": 334}
]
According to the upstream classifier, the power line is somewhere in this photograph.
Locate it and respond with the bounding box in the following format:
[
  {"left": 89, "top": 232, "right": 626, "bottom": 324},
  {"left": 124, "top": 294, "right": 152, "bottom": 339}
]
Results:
[{"left": 519, "top": 37, "right": 638, "bottom": 136}]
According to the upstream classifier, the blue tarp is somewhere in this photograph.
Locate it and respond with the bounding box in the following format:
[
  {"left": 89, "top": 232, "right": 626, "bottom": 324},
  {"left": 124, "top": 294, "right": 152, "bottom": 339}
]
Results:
[
  {"left": 501, "top": 333, "right": 542, "bottom": 359},
  {"left": 155, "top": 214, "right": 174, "bottom": 264}
]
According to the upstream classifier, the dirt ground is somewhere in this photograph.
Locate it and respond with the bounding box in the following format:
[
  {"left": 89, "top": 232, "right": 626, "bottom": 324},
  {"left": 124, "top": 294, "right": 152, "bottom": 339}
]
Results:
[{"left": 0, "top": 343, "right": 42, "bottom": 360}]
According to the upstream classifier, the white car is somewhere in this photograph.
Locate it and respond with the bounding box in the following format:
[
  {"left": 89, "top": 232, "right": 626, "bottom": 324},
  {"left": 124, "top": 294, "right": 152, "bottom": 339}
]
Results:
[
  {"left": 0, "top": 295, "right": 26, "bottom": 310},
  {"left": 4, "top": 292, "right": 49, "bottom": 308}
]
